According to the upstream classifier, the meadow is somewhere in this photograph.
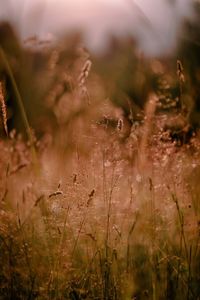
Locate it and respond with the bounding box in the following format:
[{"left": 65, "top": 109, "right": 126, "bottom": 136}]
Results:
[{"left": 0, "top": 16, "right": 200, "bottom": 300}]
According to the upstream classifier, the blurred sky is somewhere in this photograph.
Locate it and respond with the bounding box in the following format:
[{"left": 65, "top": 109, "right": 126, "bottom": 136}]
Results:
[{"left": 0, "top": 0, "right": 194, "bottom": 55}]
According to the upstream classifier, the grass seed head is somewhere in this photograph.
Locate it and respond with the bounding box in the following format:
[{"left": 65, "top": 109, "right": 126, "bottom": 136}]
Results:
[{"left": 0, "top": 81, "right": 8, "bottom": 136}]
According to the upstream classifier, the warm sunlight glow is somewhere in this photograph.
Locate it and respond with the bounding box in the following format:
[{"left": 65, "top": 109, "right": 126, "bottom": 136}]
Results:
[
  {"left": 0, "top": 0, "right": 194, "bottom": 54},
  {"left": 0, "top": 1, "right": 200, "bottom": 299}
]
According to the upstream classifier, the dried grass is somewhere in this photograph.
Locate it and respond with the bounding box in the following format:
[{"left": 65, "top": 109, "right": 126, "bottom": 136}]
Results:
[
  {"left": 0, "top": 30, "right": 200, "bottom": 300},
  {"left": 0, "top": 80, "right": 8, "bottom": 135}
]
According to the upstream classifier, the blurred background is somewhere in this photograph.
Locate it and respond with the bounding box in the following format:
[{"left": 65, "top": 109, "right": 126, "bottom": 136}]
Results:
[
  {"left": 0, "top": 0, "right": 200, "bottom": 138},
  {"left": 0, "top": 0, "right": 195, "bottom": 55}
]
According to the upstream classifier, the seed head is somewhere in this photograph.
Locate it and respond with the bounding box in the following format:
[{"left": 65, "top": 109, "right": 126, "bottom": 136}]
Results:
[{"left": 0, "top": 81, "right": 8, "bottom": 135}]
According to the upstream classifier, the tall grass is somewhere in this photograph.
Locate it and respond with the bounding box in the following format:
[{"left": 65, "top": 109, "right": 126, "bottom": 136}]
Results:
[
  {"left": 0, "top": 46, "right": 38, "bottom": 171},
  {"left": 0, "top": 33, "right": 200, "bottom": 300},
  {"left": 1, "top": 113, "right": 200, "bottom": 299}
]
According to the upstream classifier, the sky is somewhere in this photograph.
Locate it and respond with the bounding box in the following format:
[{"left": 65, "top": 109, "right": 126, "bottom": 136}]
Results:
[{"left": 0, "top": 0, "right": 195, "bottom": 55}]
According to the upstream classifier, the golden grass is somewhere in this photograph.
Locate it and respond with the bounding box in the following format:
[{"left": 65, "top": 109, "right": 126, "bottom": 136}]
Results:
[
  {"left": 0, "top": 80, "right": 8, "bottom": 135},
  {"left": 0, "top": 32, "right": 200, "bottom": 299}
]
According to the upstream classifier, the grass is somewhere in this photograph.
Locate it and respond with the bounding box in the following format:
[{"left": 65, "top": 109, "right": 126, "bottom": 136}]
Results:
[
  {"left": 0, "top": 28, "right": 200, "bottom": 300},
  {"left": 0, "top": 46, "right": 38, "bottom": 172},
  {"left": 1, "top": 116, "right": 200, "bottom": 299}
]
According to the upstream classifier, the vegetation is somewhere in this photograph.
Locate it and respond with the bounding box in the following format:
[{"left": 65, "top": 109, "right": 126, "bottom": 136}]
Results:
[{"left": 0, "top": 8, "right": 200, "bottom": 299}]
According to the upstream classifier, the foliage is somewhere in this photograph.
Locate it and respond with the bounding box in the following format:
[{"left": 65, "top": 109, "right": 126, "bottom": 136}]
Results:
[{"left": 0, "top": 10, "right": 200, "bottom": 299}]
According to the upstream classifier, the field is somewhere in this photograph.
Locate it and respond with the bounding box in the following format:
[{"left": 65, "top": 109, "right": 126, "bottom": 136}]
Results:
[{"left": 0, "top": 18, "right": 200, "bottom": 300}]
